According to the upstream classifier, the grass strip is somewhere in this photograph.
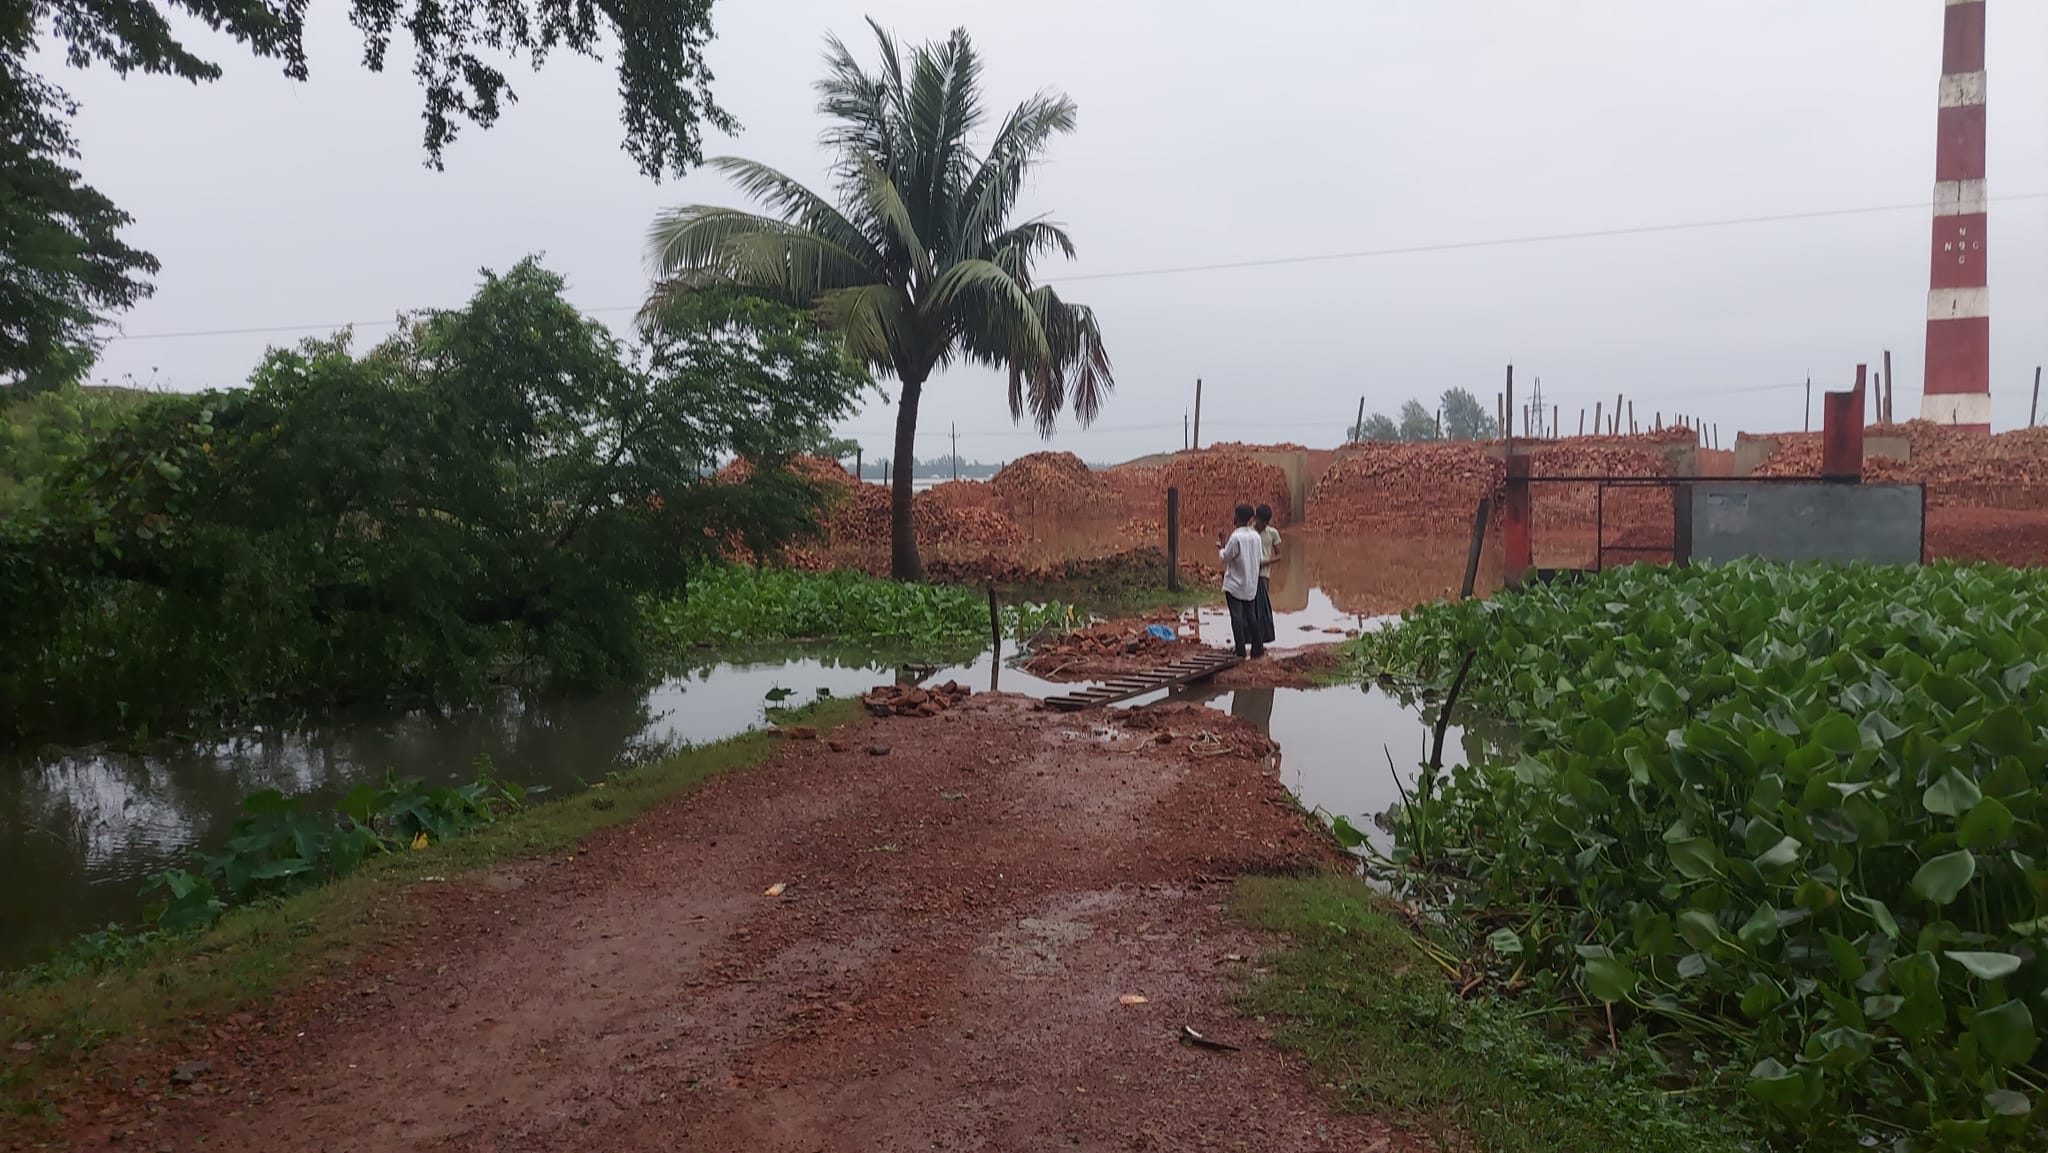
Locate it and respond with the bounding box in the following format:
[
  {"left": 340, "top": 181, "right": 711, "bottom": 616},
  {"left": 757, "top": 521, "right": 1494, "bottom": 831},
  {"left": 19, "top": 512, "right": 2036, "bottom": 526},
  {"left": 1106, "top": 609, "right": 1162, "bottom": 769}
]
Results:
[{"left": 1232, "top": 872, "right": 1752, "bottom": 1153}]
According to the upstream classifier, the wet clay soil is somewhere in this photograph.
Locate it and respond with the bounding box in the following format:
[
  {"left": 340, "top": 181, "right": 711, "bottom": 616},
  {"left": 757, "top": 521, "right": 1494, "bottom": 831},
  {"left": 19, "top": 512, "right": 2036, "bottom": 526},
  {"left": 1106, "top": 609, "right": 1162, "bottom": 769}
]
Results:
[{"left": 52, "top": 695, "right": 1408, "bottom": 1153}]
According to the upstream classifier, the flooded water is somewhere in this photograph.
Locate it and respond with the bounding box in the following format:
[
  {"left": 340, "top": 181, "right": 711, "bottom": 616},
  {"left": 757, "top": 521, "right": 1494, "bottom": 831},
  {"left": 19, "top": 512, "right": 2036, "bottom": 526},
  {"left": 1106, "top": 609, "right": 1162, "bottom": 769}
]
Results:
[{"left": 2, "top": 528, "right": 1498, "bottom": 968}]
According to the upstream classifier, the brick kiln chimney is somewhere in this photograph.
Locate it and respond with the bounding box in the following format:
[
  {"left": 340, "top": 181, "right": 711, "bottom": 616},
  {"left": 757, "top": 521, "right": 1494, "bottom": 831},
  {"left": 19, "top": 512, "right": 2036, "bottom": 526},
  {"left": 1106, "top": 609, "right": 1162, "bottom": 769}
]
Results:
[{"left": 1921, "top": 0, "right": 1990, "bottom": 432}]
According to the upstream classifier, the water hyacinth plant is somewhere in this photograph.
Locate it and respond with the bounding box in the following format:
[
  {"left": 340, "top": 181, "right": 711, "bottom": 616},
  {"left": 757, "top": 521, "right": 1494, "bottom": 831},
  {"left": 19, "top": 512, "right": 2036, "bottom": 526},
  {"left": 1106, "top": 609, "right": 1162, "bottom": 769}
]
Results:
[{"left": 1350, "top": 560, "right": 2048, "bottom": 1149}]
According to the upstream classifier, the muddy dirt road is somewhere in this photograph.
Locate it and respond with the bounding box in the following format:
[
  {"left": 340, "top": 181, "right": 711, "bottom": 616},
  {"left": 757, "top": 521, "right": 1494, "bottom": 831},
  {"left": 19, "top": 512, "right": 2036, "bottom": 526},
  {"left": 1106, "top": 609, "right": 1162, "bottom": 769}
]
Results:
[{"left": 65, "top": 695, "right": 1405, "bottom": 1152}]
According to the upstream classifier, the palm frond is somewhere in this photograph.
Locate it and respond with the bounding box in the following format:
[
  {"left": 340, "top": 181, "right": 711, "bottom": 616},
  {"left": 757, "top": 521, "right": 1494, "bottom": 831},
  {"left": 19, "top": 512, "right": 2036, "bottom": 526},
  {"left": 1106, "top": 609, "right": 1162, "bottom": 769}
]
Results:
[
  {"left": 815, "top": 283, "right": 914, "bottom": 369},
  {"left": 922, "top": 259, "right": 1048, "bottom": 366},
  {"left": 816, "top": 23, "right": 900, "bottom": 178},
  {"left": 704, "top": 157, "right": 885, "bottom": 273},
  {"left": 956, "top": 92, "right": 1077, "bottom": 256},
  {"left": 642, "top": 206, "right": 877, "bottom": 317},
  {"left": 853, "top": 153, "right": 931, "bottom": 285},
  {"left": 989, "top": 217, "right": 1077, "bottom": 280}
]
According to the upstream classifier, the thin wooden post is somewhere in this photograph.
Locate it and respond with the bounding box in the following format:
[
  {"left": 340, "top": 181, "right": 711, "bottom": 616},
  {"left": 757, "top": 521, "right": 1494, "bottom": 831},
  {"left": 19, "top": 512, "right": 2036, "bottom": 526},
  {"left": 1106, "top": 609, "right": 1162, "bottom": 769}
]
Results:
[
  {"left": 1192, "top": 379, "right": 1203, "bottom": 450},
  {"left": 1594, "top": 401, "right": 1602, "bottom": 436},
  {"left": 1496, "top": 392, "right": 1505, "bottom": 436},
  {"left": 1166, "top": 487, "right": 1182, "bottom": 591},
  {"left": 1883, "top": 349, "right": 1895, "bottom": 423},
  {"left": 1804, "top": 376, "right": 1812, "bottom": 433},
  {"left": 1504, "top": 364, "right": 1515, "bottom": 445},
  {"left": 1551, "top": 405, "right": 1558, "bottom": 439},
  {"left": 1613, "top": 393, "right": 1623, "bottom": 435},
  {"left": 1355, "top": 396, "right": 1366, "bottom": 442},
  {"left": 1628, "top": 401, "right": 1635, "bottom": 435},
  {"left": 951, "top": 422, "right": 959, "bottom": 480},
  {"left": 987, "top": 586, "right": 1001, "bottom": 692},
  {"left": 854, "top": 448, "right": 862, "bottom": 480},
  {"left": 1578, "top": 408, "right": 1585, "bottom": 436},
  {"left": 1460, "top": 497, "right": 1491, "bottom": 600},
  {"left": 2033, "top": 367, "right": 2043, "bottom": 428}
]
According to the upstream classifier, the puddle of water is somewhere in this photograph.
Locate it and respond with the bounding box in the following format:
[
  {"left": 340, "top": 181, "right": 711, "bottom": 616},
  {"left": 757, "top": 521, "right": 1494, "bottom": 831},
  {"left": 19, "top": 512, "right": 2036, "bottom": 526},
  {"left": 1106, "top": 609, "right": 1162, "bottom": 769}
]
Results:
[
  {"left": 1163, "top": 681, "right": 1513, "bottom": 856},
  {"left": 0, "top": 646, "right": 1070, "bottom": 968}
]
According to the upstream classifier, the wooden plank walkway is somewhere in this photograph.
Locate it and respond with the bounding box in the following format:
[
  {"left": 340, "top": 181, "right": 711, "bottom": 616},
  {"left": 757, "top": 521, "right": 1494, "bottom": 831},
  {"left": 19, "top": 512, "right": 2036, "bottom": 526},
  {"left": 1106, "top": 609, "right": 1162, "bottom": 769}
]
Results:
[{"left": 1042, "top": 650, "right": 1242, "bottom": 712}]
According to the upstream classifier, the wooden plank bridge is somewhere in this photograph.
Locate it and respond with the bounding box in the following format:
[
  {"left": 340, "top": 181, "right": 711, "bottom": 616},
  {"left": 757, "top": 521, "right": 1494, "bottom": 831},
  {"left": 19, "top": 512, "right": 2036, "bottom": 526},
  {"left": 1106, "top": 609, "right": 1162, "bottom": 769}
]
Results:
[{"left": 1043, "top": 650, "right": 1241, "bottom": 712}]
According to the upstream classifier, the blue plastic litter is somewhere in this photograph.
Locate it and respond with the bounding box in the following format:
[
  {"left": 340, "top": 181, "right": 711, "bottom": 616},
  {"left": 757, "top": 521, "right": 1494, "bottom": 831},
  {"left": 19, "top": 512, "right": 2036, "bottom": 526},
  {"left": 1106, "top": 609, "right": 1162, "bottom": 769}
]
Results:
[{"left": 1145, "top": 624, "right": 1178, "bottom": 641}]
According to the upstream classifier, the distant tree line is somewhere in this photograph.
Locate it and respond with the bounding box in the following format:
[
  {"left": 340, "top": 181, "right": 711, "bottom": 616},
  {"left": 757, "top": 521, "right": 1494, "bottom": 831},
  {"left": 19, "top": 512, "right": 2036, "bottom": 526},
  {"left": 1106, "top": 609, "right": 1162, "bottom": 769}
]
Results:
[
  {"left": 1349, "top": 387, "right": 1498, "bottom": 443},
  {"left": 854, "top": 455, "right": 1002, "bottom": 481}
]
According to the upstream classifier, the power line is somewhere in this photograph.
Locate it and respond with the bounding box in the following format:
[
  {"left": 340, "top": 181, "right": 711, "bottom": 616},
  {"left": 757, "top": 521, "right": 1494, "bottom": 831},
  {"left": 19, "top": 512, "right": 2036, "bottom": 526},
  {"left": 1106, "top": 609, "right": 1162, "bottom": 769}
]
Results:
[
  {"left": 104, "top": 190, "right": 2048, "bottom": 344},
  {"left": 1043, "top": 191, "right": 2048, "bottom": 284}
]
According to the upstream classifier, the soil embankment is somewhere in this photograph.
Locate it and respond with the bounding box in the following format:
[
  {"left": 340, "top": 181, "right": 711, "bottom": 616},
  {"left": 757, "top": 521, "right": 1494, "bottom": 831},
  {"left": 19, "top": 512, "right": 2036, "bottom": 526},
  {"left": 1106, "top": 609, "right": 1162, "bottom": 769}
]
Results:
[{"left": 50, "top": 695, "right": 1407, "bottom": 1153}]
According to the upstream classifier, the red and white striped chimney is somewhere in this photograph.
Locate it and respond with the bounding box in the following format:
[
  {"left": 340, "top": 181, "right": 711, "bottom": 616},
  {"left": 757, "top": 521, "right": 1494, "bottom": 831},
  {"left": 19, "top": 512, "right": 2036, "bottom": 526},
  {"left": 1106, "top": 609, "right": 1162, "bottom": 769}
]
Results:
[{"left": 1921, "top": 0, "right": 1990, "bottom": 432}]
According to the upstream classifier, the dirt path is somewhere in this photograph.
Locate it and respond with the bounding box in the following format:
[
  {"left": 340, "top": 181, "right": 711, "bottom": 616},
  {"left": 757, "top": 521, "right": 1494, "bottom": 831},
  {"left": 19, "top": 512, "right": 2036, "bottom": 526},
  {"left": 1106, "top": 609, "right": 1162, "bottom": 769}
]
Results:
[{"left": 60, "top": 695, "right": 1406, "bottom": 1152}]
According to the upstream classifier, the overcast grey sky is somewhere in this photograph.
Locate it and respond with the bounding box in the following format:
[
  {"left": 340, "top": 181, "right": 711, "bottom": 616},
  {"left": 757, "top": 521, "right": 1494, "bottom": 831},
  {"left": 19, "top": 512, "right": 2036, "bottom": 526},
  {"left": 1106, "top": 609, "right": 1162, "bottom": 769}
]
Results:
[{"left": 45, "top": 0, "right": 2048, "bottom": 461}]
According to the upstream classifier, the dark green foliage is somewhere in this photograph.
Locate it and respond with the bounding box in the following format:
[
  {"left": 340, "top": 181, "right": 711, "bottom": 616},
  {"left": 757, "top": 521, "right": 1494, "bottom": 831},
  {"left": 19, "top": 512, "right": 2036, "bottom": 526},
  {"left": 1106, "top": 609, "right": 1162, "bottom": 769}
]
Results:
[
  {"left": 146, "top": 764, "right": 534, "bottom": 934},
  {"left": 1440, "top": 386, "right": 1498, "bottom": 440},
  {"left": 5, "top": 0, "right": 729, "bottom": 390},
  {"left": 0, "top": 261, "right": 868, "bottom": 742},
  {"left": 1346, "top": 561, "right": 2048, "bottom": 1148},
  {"left": 646, "top": 566, "right": 1069, "bottom": 653},
  {"left": 0, "top": 382, "right": 144, "bottom": 510},
  {"left": 0, "top": 34, "right": 157, "bottom": 391}
]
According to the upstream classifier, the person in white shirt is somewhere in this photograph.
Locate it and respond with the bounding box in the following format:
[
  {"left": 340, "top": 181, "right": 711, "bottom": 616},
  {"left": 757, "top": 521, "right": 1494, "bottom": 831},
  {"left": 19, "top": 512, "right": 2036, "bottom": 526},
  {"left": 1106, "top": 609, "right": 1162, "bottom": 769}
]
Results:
[{"left": 1216, "top": 503, "right": 1265, "bottom": 659}]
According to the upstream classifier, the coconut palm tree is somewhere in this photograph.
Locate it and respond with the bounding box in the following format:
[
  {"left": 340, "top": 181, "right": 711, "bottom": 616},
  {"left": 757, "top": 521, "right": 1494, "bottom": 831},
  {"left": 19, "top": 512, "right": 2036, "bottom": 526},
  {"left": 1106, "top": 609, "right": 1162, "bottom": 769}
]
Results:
[{"left": 643, "top": 21, "right": 1112, "bottom": 580}]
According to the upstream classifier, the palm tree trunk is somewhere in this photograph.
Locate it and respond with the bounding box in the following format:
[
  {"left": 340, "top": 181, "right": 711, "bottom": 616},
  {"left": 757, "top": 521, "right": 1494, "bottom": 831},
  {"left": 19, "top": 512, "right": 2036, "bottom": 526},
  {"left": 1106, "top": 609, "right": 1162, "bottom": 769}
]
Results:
[{"left": 889, "top": 372, "right": 927, "bottom": 581}]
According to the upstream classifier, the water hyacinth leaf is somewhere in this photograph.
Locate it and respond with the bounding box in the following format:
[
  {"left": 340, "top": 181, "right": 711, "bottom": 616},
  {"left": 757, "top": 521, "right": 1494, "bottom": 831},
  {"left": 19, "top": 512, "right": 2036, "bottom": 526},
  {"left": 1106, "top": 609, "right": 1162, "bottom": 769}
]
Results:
[
  {"left": 1741, "top": 980, "right": 1785, "bottom": 1018},
  {"left": 1812, "top": 713, "right": 1864, "bottom": 754},
  {"left": 1984, "top": 1088, "right": 2033, "bottom": 1118},
  {"left": 1487, "top": 928, "right": 1524, "bottom": 956},
  {"left": 1326, "top": 815, "right": 1368, "bottom": 850},
  {"left": 1853, "top": 895, "right": 1901, "bottom": 939},
  {"left": 1746, "top": 1058, "right": 1805, "bottom": 1109},
  {"left": 1739, "top": 902, "right": 1784, "bottom": 947},
  {"left": 1912, "top": 850, "right": 1977, "bottom": 905},
  {"left": 1581, "top": 956, "right": 1638, "bottom": 1003},
  {"left": 1971, "top": 999, "right": 2038, "bottom": 1065},
  {"left": 1977, "top": 706, "right": 2034, "bottom": 756},
  {"left": 1815, "top": 1025, "right": 1874, "bottom": 1067},
  {"left": 1958, "top": 796, "right": 2015, "bottom": 849},
  {"left": 1923, "top": 769, "right": 1984, "bottom": 818},
  {"left": 1677, "top": 952, "right": 1709, "bottom": 979},
  {"left": 1934, "top": 1119, "right": 1991, "bottom": 1146},
  {"left": 1676, "top": 909, "right": 1724, "bottom": 951},
  {"left": 1862, "top": 994, "right": 1904, "bottom": 1020},
  {"left": 1945, "top": 951, "right": 2023, "bottom": 981},
  {"left": 1754, "top": 836, "right": 1802, "bottom": 871},
  {"left": 1823, "top": 932, "right": 1864, "bottom": 983},
  {"left": 1667, "top": 837, "right": 1720, "bottom": 880}
]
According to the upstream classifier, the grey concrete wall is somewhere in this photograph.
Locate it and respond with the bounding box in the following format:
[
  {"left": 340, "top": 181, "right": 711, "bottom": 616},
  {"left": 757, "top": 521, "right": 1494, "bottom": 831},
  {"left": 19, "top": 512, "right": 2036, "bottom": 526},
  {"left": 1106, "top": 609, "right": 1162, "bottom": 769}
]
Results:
[{"left": 1686, "top": 483, "right": 1923, "bottom": 565}]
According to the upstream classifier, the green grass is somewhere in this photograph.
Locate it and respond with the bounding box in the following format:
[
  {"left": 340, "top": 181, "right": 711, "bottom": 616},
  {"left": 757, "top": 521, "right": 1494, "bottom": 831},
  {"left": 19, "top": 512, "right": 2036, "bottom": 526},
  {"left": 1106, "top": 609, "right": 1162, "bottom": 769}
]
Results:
[
  {"left": 0, "top": 698, "right": 863, "bottom": 1116},
  {"left": 1233, "top": 872, "right": 1753, "bottom": 1153},
  {"left": 648, "top": 565, "right": 1069, "bottom": 655}
]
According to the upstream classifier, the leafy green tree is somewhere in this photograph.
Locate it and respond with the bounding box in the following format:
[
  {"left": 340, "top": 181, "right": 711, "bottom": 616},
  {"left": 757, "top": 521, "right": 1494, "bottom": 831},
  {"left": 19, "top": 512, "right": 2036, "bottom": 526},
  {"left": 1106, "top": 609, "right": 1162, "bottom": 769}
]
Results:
[
  {"left": 1399, "top": 399, "right": 1440, "bottom": 442},
  {"left": 0, "top": 261, "right": 867, "bottom": 740},
  {"left": 1440, "top": 387, "right": 1498, "bottom": 441},
  {"left": 643, "top": 21, "right": 1113, "bottom": 580},
  {"left": 1350, "top": 413, "right": 1400, "bottom": 443},
  {"left": 4, "top": 0, "right": 732, "bottom": 391},
  {"left": 0, "top": 46, "right": 158, "bottom": 393},
  {"left": 0, "top": 381, "right": 141, "bottom": 511}
]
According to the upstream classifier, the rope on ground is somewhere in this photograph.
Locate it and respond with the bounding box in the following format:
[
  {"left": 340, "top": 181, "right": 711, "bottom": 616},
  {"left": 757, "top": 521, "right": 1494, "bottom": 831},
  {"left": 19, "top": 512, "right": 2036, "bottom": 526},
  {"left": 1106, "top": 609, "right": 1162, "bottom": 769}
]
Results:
[{"left": 1188, "top": 730, "right": 1234, "bottom": 757}]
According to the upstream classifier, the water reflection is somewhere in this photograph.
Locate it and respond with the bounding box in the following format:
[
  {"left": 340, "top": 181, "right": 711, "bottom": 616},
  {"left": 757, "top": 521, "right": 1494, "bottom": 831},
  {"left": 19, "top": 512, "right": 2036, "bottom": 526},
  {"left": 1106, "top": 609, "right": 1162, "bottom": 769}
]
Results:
[
  {"left": 0, "top": 648, "right": 1069, "bottom": 967},
  {"left": 1171, "top": 680, "right": 1514, "bottom": 856}
]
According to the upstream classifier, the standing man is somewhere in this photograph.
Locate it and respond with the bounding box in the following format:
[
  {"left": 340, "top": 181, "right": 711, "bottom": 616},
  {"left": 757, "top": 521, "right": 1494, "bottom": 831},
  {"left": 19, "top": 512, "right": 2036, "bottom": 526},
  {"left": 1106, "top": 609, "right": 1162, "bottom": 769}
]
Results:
[
  {"left": 1217, "top": 503, "right": 1265, "bottom": 659},
  {"left": 1254, "top": 504, "right": 1281, "bottom": 648}
]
